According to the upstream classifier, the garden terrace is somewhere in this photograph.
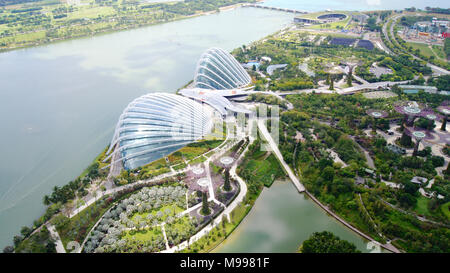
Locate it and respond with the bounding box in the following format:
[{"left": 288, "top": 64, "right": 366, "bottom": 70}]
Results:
[
  {"left": 165, "top": 215, "right": 199, "bottom": 247},
  {"left": 280, "top": 91, "right": 450, "bottom": 252},
  {"left": 184, "top": 164, "right": 209, "bottom": 194},
  {"left": 189, "top": 202, "right": 224, "bottom": 227},
  {"left": 82, "top": 184, "right": 190, "bottom": 253},
  {"left": 216, "top": 180, "right": 240, "bottom": 206}
]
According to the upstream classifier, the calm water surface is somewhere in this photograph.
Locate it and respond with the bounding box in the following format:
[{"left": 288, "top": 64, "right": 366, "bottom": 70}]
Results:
[{"left": 214, "top": 180, "right": 382, "bottom": 253}]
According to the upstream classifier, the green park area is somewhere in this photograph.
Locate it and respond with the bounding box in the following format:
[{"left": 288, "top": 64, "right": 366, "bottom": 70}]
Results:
[
  {"left": 123, "top": 226, "right": 164, "bottom": 242},
  {"left": 53, "top": 195, "right": 113, "bottom": 249},
  {"left": 130, "top": 204, "right": 185, "bottom": 224},
  {"left": 181, "top": 201, "right": 249, "bottom": 253},
  {"left": 0, "top": 0, "right": 256, "bottom": 50},
  {"left": 441, "top": 202, "right": 450, "bottom": 220}
]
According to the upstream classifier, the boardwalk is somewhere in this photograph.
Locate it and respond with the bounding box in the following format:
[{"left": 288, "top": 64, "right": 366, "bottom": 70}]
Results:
[{"left": 257, "top": 119, "right": 305, "bottom": 192}]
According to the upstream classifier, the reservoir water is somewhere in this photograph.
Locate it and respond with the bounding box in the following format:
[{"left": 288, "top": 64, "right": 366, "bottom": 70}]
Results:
[{"left": 214, "top": 180, "right": 379, "bottom": 253}]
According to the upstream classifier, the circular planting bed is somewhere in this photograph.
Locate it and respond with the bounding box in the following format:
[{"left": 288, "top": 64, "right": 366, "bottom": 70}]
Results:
[
  {"left": 220, "top": 156, "right": 234, "bottom": 166},
  {"left": 197, "top": 207, "right": 214, "bottom": 217},
  {"left": 192, "top": 167, "right": 205, "bottom": 175}
]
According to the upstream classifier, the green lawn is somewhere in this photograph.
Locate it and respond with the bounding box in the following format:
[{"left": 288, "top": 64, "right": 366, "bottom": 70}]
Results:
[
  {"left": 431, "top": 45, "right": 446, "bottom": 60},
  {"left": 123, "top": 226, "right": 164, "bottom": 241},
  {"left": 440, "top": 202, "right": 450, "bottom": 220},
  {"left": 308, "top": 15, "right": 351, "bottom": 30},
  {"left": 415, "top": 196, "right": 430, "bottom": 216},
  {"left": 66, "top": 6, "right": 116, "bottom": 20},
  {"left": 406, "top": 42, "right": 435, "bottom": 59}
]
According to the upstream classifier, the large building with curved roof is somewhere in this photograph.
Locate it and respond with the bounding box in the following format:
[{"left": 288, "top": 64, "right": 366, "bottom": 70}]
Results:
[
  {"left": 105, "top": 93, "right": 212, "bottom": 170},
  {"left": 194, "top": 47, "right": 251, "bottom": 90}
]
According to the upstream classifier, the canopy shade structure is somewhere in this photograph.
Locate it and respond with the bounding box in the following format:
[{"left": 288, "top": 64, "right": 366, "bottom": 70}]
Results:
[
  {"left": 437, "top": 101, "right": 450, "bottom": 116},
  {"left": 404, "top": 127, "right": 434, "bottom": 141},
  {"left": 194, "top": 47, "right": 252, "bottom": 90},
  {"left": 420, "top": 108, "right": 443, "bottom": 121},
  {"left": 105, "top": 93, "right": 213, "bottom": 170},
  {"left": 394, "top": 101, "right": 426, "bottom": 117}
]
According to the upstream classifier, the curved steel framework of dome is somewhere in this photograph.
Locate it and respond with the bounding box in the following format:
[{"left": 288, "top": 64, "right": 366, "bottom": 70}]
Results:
[
  {"left": 194, "top": 47, "right": 251, "bottom": 90},
  {"left": 105, "top": 93, "right": 212, "bottom": 170}
]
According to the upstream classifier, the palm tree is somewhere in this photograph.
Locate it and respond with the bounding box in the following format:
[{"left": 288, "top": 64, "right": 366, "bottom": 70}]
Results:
[
  {"left": 329, "top": 75, "right": 334, "bottom": 90},
  {"left": 43, "top": 195, "right": 51, "bottom": 206}
]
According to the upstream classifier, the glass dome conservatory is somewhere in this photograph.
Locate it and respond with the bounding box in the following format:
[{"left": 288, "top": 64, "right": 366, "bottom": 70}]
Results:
[
  {"left": 194, "top": 47, "right": 251, "bottom": 90},
  {"left": 105, "top": 93, "right": 212, "bottom": 170}
]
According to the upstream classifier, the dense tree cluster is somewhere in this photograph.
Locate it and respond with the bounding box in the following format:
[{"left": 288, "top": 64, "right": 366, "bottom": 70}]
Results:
[
  {"left": 299, "top": 231, "right": 360, "bottom": 253},
  {"left": 83, "top": 185, "right": 195, "bottom": 253}
]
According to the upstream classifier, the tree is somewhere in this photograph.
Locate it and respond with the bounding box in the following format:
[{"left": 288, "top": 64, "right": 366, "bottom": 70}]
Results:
[
  {"left": 3, "top": 246, "right": 14, "bottom": 253},
  {"left": 329, "top": 75, "right": 334, "bottom": 90},
  {"left": 201, "top": 191, "right": 210, "bottom": 216},
  {"left": 444, "top": 163, "right": 450, "bottom": 176},
  {"left": 13, "top": 235, "right": 23, "bottom": 248},
  {"left": 223, "top": 169, "right": 231, "bottom": 192},
  {"left": 441, "top": 116, "right": 447, "bottom": 131},
  {"left": 372, "top": 117, "right": 377, "bottom": 133},
  {"left": 321, "top": 166, "right": 335, "bottom": 181},
  {"left": 43, "top": 195, "right": 51, "bottom": 206},
  {"left": 399, "top": 132, "right": 412, "bottom": 147},
  {"left": 299, "top": 231, "right": 360, "bottom": 253},
  {"left": 20, "top": 226, "right": 31, "bottom": 237}
]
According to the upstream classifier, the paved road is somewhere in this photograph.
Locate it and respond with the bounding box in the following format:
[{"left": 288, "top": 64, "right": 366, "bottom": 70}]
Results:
[
  {"left": 257, "top": 119, "right": 305, "bottom": 192},
  {"left": 383, "top": 15, "right": 450, "bottom": 76}
]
